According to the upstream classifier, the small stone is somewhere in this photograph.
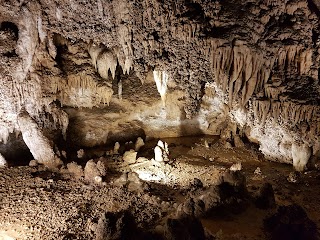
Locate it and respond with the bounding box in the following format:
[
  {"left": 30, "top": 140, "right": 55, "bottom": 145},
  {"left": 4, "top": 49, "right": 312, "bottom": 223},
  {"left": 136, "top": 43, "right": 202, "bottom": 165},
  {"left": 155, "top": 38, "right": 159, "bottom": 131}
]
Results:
[
  {"left": 224, "top": 142, "right": 233, "bottom": 149},
  {"left": 84, "top": 160, "right": 101, "bottom": 182},
  {"left": 77, "top": 149, "right": 85, "bottom": 158},
  {"left": 254, "top": 167, "right": 262, "bottom": 175},
  {"left": 0, "top": 153, "right": 7, "bottom": 167},
  {"left": 94, "top": 176, "right": 102, "bottom": 183},
  {"left": 96, "top": 160, "right": 107, "bottom": 176},
  {"left": 123, "top": 150, "right": 137, "bottom": 164},
  {"left": 67, "top": 162, "right": 84, "bottom": 179},
  {"left": 29, "top": 159, "right": 38, "bottom": 167},
  {"left": 136, "top": 157, "right": 148, "bottom": 162},
  {"left": 287, "top": 172, "right": 299, "bottom": 183},
  {"left": 234, "top": 135, "right": 245, "bottom": 148},
  {"left": 155, "top": 225, "right": 164, "bottom": 233},
  {"left": 204, "top": 140, "right": 210, "bottom": 148},
  {"left": 230, "top": 162, "right": 242, "bottom": 171},
  {"left": 128, "top": 172, "right": 141, "bottom": 183},
  {"left": 61, "top": 150, "right": 67, "bottom": 159}
]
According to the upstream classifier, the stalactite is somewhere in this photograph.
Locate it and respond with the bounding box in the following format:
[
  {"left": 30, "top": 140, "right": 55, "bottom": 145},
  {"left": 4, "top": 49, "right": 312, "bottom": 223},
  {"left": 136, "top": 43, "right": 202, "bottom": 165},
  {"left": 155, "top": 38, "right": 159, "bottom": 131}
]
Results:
[
  {"left": 96, "top": 50, "right": 118, "bottom": 80},
  {"left": 153, "top": 70, "right": 169, "bottom": 106},
  {"left": 50, "top": 73, "right": 113, "bottom": 107}
]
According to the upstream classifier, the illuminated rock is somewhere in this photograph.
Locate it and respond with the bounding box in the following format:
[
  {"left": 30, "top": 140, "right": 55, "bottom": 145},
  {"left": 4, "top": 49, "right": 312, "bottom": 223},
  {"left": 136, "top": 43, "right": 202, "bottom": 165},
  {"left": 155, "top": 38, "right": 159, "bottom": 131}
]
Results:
[
  {"left": 17, "top": 111, "right": 62, "bottom": 167},
  {"left": 123, "top": 150, "right": 137, "bottom": 164},
  {"left": 292, "top": 143, "right": 311, "bottom": 172},
  {"left": 114, "top": 142, "right": 120, "bottom": 154},
  {"left": 154, "top": 146, "right": 163, "bottom": 162},
  {"left": 0, "top": 153, "right": 7, "bottom": 167},
  {"left": 135, "top": 137, "right": 145, "bottom": 152}
]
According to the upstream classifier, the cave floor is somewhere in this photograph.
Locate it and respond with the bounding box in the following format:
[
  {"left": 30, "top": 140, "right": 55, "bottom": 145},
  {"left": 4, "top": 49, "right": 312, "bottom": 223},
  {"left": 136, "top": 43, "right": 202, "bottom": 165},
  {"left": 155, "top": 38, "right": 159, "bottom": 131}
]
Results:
[{"left": 0, "top": 136, "right": 320, "bottom": 240}]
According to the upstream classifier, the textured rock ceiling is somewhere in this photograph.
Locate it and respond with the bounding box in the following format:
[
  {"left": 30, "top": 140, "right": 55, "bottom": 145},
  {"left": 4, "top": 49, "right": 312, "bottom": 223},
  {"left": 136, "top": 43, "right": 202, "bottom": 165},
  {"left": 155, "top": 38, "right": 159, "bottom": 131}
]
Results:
[{"left": 0, "top": 0, "right": 319, "bottom": 170}]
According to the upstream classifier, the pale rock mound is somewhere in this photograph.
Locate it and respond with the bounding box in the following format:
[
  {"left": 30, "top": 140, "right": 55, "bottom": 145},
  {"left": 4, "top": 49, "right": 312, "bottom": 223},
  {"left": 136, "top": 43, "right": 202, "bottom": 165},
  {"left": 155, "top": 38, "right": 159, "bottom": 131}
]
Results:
[
  {"left": 17, "top": 111, "right": 61, "bottom": 167},
  {"left": 292, "top": 143, "right": 311, "bottom": 172},
  {"left": 0, "top": 153, "right": 7, "bottom": 167},
  {"left": 84, "top": 160, "right": 106, "bottom": 183}
]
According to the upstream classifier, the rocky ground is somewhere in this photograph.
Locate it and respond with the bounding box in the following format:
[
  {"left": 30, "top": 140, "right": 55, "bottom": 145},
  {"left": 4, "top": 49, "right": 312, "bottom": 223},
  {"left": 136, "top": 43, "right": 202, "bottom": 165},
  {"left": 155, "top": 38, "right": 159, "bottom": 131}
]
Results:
[{"left": 0, "top": 136, "right": 319, "bottom": 240}]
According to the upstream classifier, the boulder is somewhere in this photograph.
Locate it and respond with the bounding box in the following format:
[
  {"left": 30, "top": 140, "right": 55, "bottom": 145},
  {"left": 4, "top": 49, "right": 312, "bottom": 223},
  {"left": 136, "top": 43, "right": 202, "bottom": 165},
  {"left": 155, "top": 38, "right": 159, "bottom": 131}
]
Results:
[{"left": 123, "top": 150, "right": 137, "bottom": 164}]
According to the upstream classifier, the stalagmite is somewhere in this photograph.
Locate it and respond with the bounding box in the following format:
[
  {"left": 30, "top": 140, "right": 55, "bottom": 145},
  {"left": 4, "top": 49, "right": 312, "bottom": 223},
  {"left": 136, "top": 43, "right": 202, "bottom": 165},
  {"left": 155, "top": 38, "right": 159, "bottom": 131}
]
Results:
[
  {"left": 154, "top": 146, "right": 163, "bottom": 162},
  {"left": 135, "top": 137, "right": 145, "bottom": 151},
  {"left": 118, "top": 80, "right": 123, "bottom": 100},
  {"left": 292, "top": 143, "right": 311, "bottom": 172},
  {"left": 114, "top": 142, "right": 120, "bottom": 154},
  {"left": 17, "top": 111, "right": 62, "bottom": 167},
  {"left": 0, "top": 153, "right": 7, "bottom": 167}
]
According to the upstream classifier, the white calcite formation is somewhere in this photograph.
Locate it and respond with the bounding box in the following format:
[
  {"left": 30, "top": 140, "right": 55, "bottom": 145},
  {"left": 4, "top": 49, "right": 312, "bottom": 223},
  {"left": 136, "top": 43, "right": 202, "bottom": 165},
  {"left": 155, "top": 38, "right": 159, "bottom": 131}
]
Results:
[
  {"left": 17, "top": 111, "right": 61, "bottom": 167},
  {"left": 84, "top": 160, "right": 106, "bottom": 183},
  {"left": 114, "top": 142, "right": 120, "bottom": 154},
  {"left": 123, "top": 150, "right": 137, "bottom": 164},
  {"left": 292, "top": 143, "right": 312, "bottom": 172},
  {"left": 0, "top": 153, "right": 7, "bottom": 167},
  {"left": 154, "top": 140, "right": 169, "bottom": 162},
  {"left": 135, "top": 137, "right": 145, "bottom": 152}
]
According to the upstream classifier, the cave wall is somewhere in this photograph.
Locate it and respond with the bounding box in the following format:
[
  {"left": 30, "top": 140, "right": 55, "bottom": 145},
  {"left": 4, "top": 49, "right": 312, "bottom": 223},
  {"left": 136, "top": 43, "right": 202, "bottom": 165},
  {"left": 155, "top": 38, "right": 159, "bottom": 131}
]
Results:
[{"left": 0, "top": 0, "right": 319, "bottom": 167}]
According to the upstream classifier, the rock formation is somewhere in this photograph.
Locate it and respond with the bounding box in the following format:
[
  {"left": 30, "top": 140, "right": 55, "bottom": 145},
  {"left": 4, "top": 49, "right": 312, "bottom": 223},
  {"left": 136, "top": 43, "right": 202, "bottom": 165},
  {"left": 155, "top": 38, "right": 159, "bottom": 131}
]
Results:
[{"left": 0, "top": 0, "right": 319, "bottom": 169}]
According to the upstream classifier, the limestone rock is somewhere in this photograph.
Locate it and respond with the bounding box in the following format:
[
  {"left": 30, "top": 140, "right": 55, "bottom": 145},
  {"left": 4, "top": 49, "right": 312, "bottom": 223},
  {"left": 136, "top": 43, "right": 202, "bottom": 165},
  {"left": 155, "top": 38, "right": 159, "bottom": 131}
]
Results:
[
  {"left": 135, "top": 137, "right": 144, "bottom": 152},
  {"left": 67, "top": 162, "right": 84, "bottom": 179},
  {"left": 84, "top": 159, "right": 106, "bottom": 183},
  {"left": 154, "top": 146, "right": 163, "bottom": 162},
  {"left": 234, "top": 135, "right": 245, "bottom": 148},
  {"left": 230, "top": 162, "right": 242, "bottom": 172},
  {"left": 154, "top": 140, "right": 169, "bottom": 162},
  {"left": 77, "top": 149, "right": 85, "bottom": 159},
  {"left": 123, "top": 150, "right": 137, "bottom": 164},
  {"left": 114, "top": 142, "right": 120, "bottom": 154},
  {"left": 17, "top": 111, "right": 61, "bottom": 167},
  {"left": 29, "top": 160, "right": 38, "bottom": 167},
  {"left": 0, "top": 153, "right": 7, "bottom": 167},
  {"left": 292, "top": 143, "right": 311, "bottom": 172}
]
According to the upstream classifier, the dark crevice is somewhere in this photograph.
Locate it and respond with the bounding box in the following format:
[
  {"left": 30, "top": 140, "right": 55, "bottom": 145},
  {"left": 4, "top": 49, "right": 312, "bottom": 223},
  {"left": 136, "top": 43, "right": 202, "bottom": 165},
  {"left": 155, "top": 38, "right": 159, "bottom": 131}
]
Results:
[
  {"left": 0, "top": 21, "right": 19, "bottom": 39},
  {"left": 307, "top": 0, "right": 320, "bottom": 16}
]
